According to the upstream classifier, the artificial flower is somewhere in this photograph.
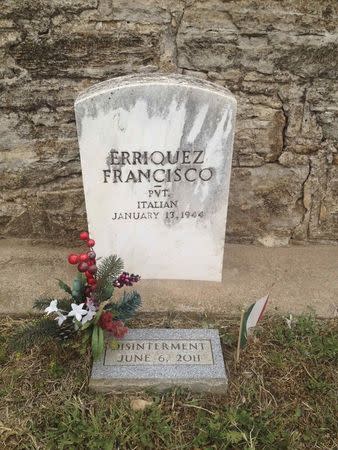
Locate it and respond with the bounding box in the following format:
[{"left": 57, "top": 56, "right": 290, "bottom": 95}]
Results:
[
  {"left": 99, "top": 313, "right": 128, "bottom": 338},
  {"left": 45, "top": 299, "right": 59, "bottom": 315},
  {"left": 55, "top": 311, "right": 67, "bottom": 326},
  {"left": 82, "top": 303, "right": 97, "bottom": 324},
  {"left": 112, "top": 321, "right": 128, "bottom": 339},
  {"left": 68, "top": 303, "right": 88, "bottom": 322},
  {"left": 99, "top": 311, "right": 114, "bottom": 330}
]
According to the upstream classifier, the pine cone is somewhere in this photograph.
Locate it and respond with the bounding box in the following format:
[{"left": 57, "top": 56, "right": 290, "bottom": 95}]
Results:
[{"left": 56, "top": 320, "right": 77, "bottom": 341}]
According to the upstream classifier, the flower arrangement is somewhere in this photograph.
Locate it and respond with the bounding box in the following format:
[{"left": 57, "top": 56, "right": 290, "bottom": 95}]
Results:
[{"left": 10, "top": 231, "right": 141, "bottom": 359}]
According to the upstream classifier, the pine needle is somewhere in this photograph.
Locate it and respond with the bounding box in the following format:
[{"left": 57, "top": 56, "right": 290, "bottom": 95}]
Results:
[
  {"left": 7, "top": 318, "right": 60, "bottom": 353},
  {"left": 33, "top": 298, "right": 72, "bottom": 313},
  {"left": 115, "top": 291, "right": 142, "bottom": 321},
  {"left": 96, "top": 255, "right": 124, "bottom": 301},
  {"left": 33, "top": 297, "right": 56, "bottom": 311},
  {"left": 97, "top": 255, "right": 124, "bottom": 284}
]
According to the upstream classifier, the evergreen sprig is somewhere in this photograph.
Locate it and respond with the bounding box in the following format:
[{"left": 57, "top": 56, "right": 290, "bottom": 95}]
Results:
[
  {"left": 34, "top": 298, "right": 72, "bottom": 313},
  {"left": 97, "top": 255, "right": 124, "bottom": 284},
  {"left": 8, "top": 318, "right": 60, "bottom": 353},
  {"left": 57, "top": 279, "right": 72, "bottom": 295},
  {"left": 115, "top": 291, "right": 142, "bottom": 321},
  {"left": 95, "top": 255, "right": 124, "bottom": 301},
  {"left": 33, "top": 297, "right": 55, "bottom": 311}
]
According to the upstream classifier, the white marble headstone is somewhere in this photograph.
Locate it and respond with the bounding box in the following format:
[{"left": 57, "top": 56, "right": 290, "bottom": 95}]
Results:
[{"left": 75, "top": 74, "right": 236, "bottom": 281}]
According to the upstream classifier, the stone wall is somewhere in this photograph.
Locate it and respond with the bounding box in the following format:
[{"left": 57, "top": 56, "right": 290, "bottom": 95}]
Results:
[{"left": 1, "top": 0, "right": 337, "bottom": 245}]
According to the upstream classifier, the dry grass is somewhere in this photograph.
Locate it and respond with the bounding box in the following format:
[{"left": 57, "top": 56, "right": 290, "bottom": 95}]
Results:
[{"left": 0, "top": 313, "right": 337, "bottom": 449}]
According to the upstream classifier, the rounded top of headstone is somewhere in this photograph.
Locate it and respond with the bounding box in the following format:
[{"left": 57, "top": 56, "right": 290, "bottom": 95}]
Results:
[{"left": 75, "top": 73, "right": 236, "bottom": 106}]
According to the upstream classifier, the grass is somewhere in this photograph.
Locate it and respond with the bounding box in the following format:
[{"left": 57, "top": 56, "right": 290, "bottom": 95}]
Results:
[{"left": 0, "top": 313, "right": 337, "bottom": 449}]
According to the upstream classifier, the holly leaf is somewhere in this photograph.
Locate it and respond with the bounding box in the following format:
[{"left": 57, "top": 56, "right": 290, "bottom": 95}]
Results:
[{"left": 57, "top": 279, "right": 72, "bottom": 295}]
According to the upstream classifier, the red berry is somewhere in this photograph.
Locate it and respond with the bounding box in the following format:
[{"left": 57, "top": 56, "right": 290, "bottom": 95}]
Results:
[
  {"left": 79, "top": 253, "right": 89, "bottom": 262},
  {"left": 85, "top": 271, "right": 93, "bottom": 278},
  {"left": 68, "top": 254, "right": 79, "bottom": 265},
  {"left": 78, "top": 262, "right": 88, "bottom": 272},
  {"left": 88, "top": 278, "right": 97, "bottom": 287},
  {"left": 87, "top": 251, "right": 96, "bottom": 260},
  {"left": 80, "top": 231, "right": 89, "bottom": 241},
  {"left": 87, "top": 239, "right": 95, "bottom": 247},
  {"left": 88, "top": 265, "right": 97, "bottom": 274}
]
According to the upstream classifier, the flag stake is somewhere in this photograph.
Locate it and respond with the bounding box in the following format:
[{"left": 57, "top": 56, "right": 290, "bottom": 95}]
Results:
[{"left": 236, "top": 309, "right": 245, "bottom": 364}]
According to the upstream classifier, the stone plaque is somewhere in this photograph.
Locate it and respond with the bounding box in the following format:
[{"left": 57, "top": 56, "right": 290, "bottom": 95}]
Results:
[
  {"left": 105, "top": 339, "right": 214, "bottom": 366},
  {"left": 90, "top": 329, "right": 227, "bottom": 393},
  {"left": 75, "top": 74, "right": 236, "bottom": 281}
]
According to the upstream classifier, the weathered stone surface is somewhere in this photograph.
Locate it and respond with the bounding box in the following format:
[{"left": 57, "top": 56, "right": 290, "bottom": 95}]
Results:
[
  {"left": 227, "top": 164, "right": 310, "bottom": 245},
  {"left": 0, "top": 0, "right": 337, "bottom": 245},
  {"left": 234, "top": 94, "right": 285, "bottom": 166}
]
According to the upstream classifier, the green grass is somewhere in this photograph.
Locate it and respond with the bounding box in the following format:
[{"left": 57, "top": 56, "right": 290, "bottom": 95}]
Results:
[{"left": 0, "top": 313, "right": 337, "bottom": 449}]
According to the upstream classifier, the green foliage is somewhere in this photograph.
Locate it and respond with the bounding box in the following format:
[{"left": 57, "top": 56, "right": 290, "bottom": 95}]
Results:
[
  {"left": 95, "top": 255, "right": 123, "bottom": 301},
  {"left": 32, "top": 396, "right": 173, "bottom": 450},
  {"left": 34, "top": 298, "right": 72, "bottom": 313},
  {"left": 99, "top": 284, "right": 114, "bottom": 302},
  {"left": 191, "top": 407, "right": 300, "bottom": 449},
  {"left": 72, "top": 273, "right": 86, "bottom": 302},
  {"left": 114, "top": 290, "right": 142, "bottom": 321},
  {"left": 272, "top": 314, "right": 338, "bottom": 362},
  {"left": 26, "top": 398, "right": 304, "bottom": 450},
  {"left": 91, "top": 325, "right": 104, "bottom": 360},
  {"left": 33, "top": 297, "right": 55, "bottom": 311},
  {"left": 97, "top": 255, "right": 124, "bottom": 283},
  {"left": 57, "top": 279, "right": 72, "bottom": 295},
  {"left": 8, "top": 318, "right": 60, "bottom": 353}
]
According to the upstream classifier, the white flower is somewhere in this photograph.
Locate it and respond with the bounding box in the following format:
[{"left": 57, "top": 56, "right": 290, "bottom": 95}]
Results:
[
  {"left": 45, "top": 299, "right": 59, "bottom": 315},
  {"left": 81, "top": 302, "right": 97, "bottom": 324},
  {"left": 82, "top": 309, "right": 96, "bottom": 324},
  {"left": 68, "top": 303, "right": 88, "bottom": 322},
  {"left": 285, "top": 314, "right": 293, "bottom": 329},
  {"left": 55, "top": 311, "right": 67, "bottom": 326}
]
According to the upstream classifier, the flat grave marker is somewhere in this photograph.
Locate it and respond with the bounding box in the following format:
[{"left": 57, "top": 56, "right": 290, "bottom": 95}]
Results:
[{"left": 90, "top": 329, "right": 228, "bottom": 393}]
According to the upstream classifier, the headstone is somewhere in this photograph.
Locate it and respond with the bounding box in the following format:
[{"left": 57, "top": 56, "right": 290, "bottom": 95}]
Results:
[
  {"left": 75, "top": 74, "right": 236, "bottom": 281},
  {"left": 89, "top": 329, "right": 227, "bottom": 393}
]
